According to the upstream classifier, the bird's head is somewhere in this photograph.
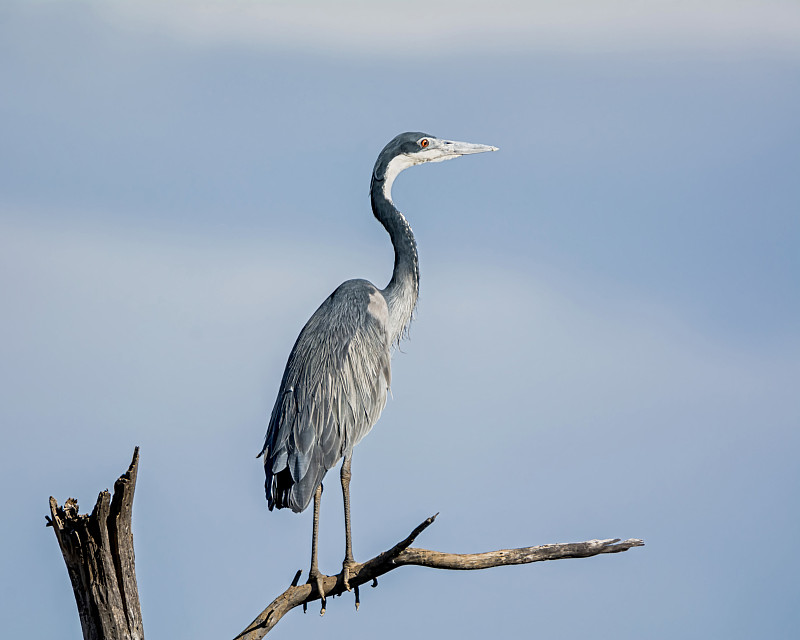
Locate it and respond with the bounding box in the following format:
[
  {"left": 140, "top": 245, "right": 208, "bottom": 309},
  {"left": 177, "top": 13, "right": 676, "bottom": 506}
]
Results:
[{"left": 372, "top": 132, "right": 497, "bottom": 200}]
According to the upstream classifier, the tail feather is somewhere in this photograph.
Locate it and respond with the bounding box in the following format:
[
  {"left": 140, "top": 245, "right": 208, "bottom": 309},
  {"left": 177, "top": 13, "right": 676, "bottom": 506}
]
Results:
[{"left": 265, "top": 448, "right": 325, "bottom": 513}]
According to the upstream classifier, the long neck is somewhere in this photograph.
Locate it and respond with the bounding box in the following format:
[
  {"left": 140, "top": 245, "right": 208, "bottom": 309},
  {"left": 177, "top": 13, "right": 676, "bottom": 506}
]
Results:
[{"left": 370, "top": 175, "right": 419, "bottom": 345}]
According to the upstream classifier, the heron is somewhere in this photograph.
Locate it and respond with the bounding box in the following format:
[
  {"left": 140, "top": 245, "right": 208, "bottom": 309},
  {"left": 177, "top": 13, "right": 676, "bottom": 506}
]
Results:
[{"left": 258, "top": 131, "right": 496, "bottom": 610}]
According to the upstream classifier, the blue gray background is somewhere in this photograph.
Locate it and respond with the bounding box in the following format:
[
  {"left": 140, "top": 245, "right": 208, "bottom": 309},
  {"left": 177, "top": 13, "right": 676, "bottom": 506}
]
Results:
[{"left": 2, "top": 1, "right": 799, "bottom": 638}]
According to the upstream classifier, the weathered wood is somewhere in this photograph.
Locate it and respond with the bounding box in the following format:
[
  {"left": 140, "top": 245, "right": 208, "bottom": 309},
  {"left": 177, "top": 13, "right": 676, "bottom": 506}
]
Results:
[
  {"left": 47, "top": 448, "right": 144, "bottom": 640},
  {"left": 46, "top": 447, "right": 644, "bottom": 639},
  {"left": 396, "top": 536, "right": 645, "bottom": 569},
  {"left": 234, "top": 514, "right": 644, "bottom": 640}
]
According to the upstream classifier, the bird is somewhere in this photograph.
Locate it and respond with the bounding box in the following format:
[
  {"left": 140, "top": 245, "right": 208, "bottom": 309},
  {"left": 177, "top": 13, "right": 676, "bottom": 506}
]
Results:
[{"left": 258, "top": 131, "right": 496, "bottom": 611}]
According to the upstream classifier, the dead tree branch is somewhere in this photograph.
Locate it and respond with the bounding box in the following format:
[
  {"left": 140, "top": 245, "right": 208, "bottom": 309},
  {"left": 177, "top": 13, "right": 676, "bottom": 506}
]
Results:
[
  {"left": 46, "top": 448, "right": 644, "bottom": 640},
  {"left": 46, "top": 448, "right": 144, "bottom": 640},
  {"left": 235, "top": 514, "right": 644, "bottom": 640}
]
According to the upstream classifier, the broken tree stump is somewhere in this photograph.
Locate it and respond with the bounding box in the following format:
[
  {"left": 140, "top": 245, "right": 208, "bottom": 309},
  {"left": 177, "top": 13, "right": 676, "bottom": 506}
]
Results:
[{"left": 47, "top": 447, "right": 144, "bottom": 640}]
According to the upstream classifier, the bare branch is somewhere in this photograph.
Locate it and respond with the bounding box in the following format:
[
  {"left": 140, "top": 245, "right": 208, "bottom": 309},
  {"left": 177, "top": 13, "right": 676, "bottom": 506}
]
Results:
[
  {"left": 234, "top": 518, "right": 644, "bottom": 640},
  {"left": 396, "top": 537, "right": 646, "bottom": 570}
]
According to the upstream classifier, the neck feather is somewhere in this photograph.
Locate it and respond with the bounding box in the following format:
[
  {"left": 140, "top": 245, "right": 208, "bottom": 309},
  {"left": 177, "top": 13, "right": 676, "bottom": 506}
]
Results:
[{"left": 370, "top": 173, "right": 419, "bottom": 345}]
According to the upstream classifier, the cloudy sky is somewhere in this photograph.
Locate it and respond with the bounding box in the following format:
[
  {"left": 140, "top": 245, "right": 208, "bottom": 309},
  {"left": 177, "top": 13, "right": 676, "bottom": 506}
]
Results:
[{"left": 2, "top": 1, "right": 799, "bottom": 638}]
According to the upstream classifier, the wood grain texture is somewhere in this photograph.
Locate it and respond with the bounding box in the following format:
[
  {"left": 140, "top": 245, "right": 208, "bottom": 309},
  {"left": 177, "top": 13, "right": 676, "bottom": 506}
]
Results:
[{"left": 47, "top": 448, "right": 144, "bottom": 640}]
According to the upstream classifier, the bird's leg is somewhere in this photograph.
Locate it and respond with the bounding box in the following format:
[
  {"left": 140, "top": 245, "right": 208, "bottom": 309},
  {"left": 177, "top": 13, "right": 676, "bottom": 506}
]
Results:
[
  {"left": 307, "top": 483, "right": 327, "bottom": 615},
  {"left": 340, "top": 454, "right": 357, "bottom": 595}
]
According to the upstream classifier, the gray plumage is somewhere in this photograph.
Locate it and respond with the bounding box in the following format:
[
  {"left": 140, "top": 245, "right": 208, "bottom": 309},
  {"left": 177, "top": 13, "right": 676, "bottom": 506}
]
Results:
[
  {"left": 259, "top": 132, "right": 497, "bottom": 516},
  {"left": 261, "top": 279, "right": 391, "bottom": 511}
]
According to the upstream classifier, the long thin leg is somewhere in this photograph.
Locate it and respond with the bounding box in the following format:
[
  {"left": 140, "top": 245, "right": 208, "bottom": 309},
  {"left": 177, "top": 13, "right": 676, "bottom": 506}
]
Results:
[
  {"left": 308, "top": 483, "right": 326, "bottom": 615},
  {"left": 341, "top": 454, "right": 357, "bottom": 594}
]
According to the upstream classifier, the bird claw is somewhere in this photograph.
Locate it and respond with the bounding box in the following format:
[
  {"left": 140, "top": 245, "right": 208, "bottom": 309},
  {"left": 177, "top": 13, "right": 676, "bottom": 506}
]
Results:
[
  {"left": 341, "top": 559, "right": 357, "bottom": 592},
  {"left": 307, "top": 570, "right": 326, "bottom": 616}
]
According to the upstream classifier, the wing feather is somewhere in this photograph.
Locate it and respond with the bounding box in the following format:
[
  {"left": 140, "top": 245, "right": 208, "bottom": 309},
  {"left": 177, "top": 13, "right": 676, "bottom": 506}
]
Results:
[{"left": 260, "top": 279, "right": 391, "bottom": 513}]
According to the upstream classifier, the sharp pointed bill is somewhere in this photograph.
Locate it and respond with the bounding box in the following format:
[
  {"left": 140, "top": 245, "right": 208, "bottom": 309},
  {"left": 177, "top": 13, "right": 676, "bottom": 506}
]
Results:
[{"left": 424, "top": 138, "right": 499, "bottom": 161}]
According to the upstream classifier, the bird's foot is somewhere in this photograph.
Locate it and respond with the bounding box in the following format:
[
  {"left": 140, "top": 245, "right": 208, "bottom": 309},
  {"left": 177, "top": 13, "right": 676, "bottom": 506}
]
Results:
[
  {"left": 307, "top": 569, "right": 327, "bottom": 616},
  {"left": 341, "top": 558, "right": 358, "bottom": 592},
  {"left": 340, "top": 558, "right": 361, "bottom": 610}
]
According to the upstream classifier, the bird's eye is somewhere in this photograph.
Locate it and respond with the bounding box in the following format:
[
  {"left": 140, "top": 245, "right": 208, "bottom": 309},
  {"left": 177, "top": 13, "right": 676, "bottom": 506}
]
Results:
[{"left": 420, "top": 138, "right": 429, "bottom": 148}]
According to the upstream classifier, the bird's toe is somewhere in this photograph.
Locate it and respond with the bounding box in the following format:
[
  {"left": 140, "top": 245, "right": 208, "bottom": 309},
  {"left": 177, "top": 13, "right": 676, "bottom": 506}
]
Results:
[
  {"left": 307, "top": 570, "right": 327, "bottom": 616},
  {"left": 341, "top": 558, "right": 358, "bottom": 592}
]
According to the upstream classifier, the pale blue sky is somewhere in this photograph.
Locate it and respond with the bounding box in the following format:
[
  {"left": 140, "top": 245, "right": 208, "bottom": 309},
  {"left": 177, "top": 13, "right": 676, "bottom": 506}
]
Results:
[{"left": 1, "top": 2, "right": 799, "bottom": 638}]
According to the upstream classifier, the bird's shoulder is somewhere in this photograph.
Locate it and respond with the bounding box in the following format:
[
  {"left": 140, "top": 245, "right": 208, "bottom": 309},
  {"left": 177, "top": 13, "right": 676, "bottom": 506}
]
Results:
[
  {"left": 300, "top": 278, "right": 389, "bottom": 346},
  {"left": 278, "top": 279, "right": 391, "bottom": 393}
]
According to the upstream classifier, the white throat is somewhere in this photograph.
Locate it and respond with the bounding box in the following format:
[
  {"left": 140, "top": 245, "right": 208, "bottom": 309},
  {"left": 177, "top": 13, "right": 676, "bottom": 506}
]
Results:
[
  {"left": 381, "top": 147, "right": 464, "bottom": 202},
  {"left": 382, "top": 154, "right": 418, "bottom": 203}
]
